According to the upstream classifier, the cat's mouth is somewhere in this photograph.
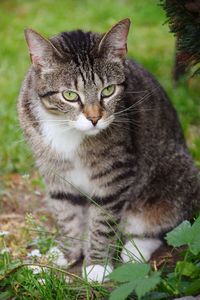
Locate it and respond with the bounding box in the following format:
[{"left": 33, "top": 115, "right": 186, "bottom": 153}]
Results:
[
  {"left": 84, "top": 128, "right": 101, "bottom": 136},
  {"left": 74, "top": 123, "right": 105, "bottom": 136},
  {"left": 73, "top": 113, "right": 114, "bottom": 135}
]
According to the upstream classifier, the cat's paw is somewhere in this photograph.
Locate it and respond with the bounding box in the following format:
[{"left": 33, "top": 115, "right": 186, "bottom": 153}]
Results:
[
  {"left": 47, "top": 246, "right": 81, "bottom": 268},
  {"left": 121, "top": 238, "right": 162, "bottom": 263},
  {"left": 46, "top": 247, "right": 69, "bottom": 267},
  {"left": 82, "top": 264, "right": 113, "bottom": 283}
]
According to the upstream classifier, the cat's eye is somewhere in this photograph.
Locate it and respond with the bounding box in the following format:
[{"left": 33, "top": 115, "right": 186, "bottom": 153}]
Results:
[
  {"left": 101, "top": 85, "right": 115, "bottom": 98},
  {"left": 62, "top": 90, "right": 79, "bottom": 102}
]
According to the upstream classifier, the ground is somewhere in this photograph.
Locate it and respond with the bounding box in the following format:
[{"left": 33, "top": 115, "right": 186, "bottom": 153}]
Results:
[{"left": 0, "top": 173, "right": 47, "bottom": 258}]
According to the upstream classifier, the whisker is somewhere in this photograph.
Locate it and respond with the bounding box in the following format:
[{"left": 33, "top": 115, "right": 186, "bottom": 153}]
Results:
[
  {"left": 59, "top": 127, "right": 74, "bottom": 134},
  {"left": 124, "top": 90, "right": 148, "bottom": 94},
  {"left": 111, "top": 120, "right": 142, "bottom": 129},
  {"left": 15, "top": 120, "right": 73, "bottom": 128},
  {"left": 115, "top": 87, "right": 159, "bottom": 116}
]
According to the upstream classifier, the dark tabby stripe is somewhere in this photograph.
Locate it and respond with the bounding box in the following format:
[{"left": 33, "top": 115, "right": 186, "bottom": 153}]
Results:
[
  {"left": 50, "top": 191, "right": 87, "bottom": 205},
  {"left": 104, "top": 170, "right": 136, "bottom": 187},
  {"left": 94, "top": 229, "right": 116, "bottom": 238},
  {"left": 99, "top": 219, "right": 120, "bottom": 228},
  {"left": 107, "top": 199, "right": 126, "bottom": 211},
  {"left": 22, "top": 99, "right": 39, "bottom": 130},
  {"left": 39, "top": 91, "right": 59, "bottom": 98},
  {"left": 91, "top": 159, "right": 135, "bottom": 179},
  {"left": 63, "top": 214, "right": 76, "bottom": 223},
  {"left": 21, "top": 75, "right": 40, "bottom": 130},
  {"left": 51, "top": 185, "right": 130, "bottom": 206},
  {"left": 94, "top": 185, "right": 130, "bottom": 205}
]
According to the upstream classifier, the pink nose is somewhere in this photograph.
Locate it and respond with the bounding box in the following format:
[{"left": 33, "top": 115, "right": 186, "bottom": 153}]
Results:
[{"left": 86, "top": 116, "right": 102, "bottom": 126}]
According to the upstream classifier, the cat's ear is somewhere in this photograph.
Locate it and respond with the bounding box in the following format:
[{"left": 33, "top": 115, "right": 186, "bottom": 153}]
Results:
[
  {"left": 98, "top": 18, "right": 131, "bottom": 61},
  {"left": 24, "top": 28, "right": 62, "bottom": 71}
]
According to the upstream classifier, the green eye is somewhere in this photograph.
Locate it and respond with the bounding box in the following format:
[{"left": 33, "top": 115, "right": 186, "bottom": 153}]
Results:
[
  {"left": 101, "top": 85, "right": 115, "bottom": 98},
  {"left": 62, "top": 90, "right": 79, "bottom": 101}
]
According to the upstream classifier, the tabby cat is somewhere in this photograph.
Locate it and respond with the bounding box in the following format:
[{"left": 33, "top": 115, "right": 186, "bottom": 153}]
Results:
[{"left": 18, "top": 19, "right": 200, "bottom": 282}]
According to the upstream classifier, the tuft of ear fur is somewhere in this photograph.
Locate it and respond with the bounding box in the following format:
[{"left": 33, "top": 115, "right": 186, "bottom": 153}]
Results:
[
  {"left": 98, "top": 18, "right": 131, "bottom": 61},
  {"left": 24, "top": 28, "right": 62, "bottom": 71}
]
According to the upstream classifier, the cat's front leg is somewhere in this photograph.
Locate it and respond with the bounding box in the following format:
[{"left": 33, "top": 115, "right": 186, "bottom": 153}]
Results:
[
  {"left": 46, "top": 193, "right": 85, "bottom": 266},
  {"left": 83, "top": 204, "right": 122, "bottom": 283}
]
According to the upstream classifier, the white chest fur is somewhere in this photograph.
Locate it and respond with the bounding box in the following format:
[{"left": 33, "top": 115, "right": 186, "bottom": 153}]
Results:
[
  {"left": 41, "top": 120, "right": 84, "bottom": 160},
  {"left": 40, "top": 110, "right": 96, "bottom": 195},
  {"left": 37, "top": 104, "right": 84, "bottom": 159},
  {"left": 65, "top": 157, "right": 95, "bottom": 195}
]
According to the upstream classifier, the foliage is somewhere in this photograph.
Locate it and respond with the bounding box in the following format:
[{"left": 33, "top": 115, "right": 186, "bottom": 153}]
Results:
[
  {"left": 25, "top": 213, "right": 57, "bottom": 255},
  {"left": 1, "top": 216, "right": 200, "bottom": 299},
  {"left": 160, "top": 0, "right": 200, "bottom": 74},
  {"left": 0, "top": 253, "right": 107, "bottom": 300},
  {"left": 109, "top": 264, "right": 161, "bottom": 300},
  {"left": 109, "top": 216, "right": 200, "bottom": 300},
  {"left": 166, "top": 217, "right": 200, "bottom": 255}
]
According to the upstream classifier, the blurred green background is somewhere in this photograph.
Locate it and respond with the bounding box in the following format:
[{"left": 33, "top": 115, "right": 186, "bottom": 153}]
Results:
[{"left": 0, "top": 0, "right": 199, "bottom": 176}]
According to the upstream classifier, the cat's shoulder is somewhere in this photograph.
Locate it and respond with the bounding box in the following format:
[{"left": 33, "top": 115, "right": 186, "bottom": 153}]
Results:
[{"left": 125, "top": 58, "right": 159, "bottom": 84}]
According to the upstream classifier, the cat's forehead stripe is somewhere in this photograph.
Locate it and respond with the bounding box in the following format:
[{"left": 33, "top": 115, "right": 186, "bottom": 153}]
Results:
[
  {"left": 76, "top": 75, "right": 85, "bottom": 92},
  {"left": 94, "top": 73, "right": 103, "bottom": 87},
  {"left": 79, "top": 57, "right": 95, "bottom": 86},
  {"left": 77, "top": 68, "right": 103, "bottom": 91},
  {"left": 78, "top": 64, "right": 86, "bottom": 86}
]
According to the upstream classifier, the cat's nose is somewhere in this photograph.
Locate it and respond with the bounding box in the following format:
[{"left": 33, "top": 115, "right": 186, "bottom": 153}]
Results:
[
  {"left": 86, "top": 116, "right": 102, "bottom": 126},
  {"left": 83, "top": 104, "right": 103, "bottom": 126}
]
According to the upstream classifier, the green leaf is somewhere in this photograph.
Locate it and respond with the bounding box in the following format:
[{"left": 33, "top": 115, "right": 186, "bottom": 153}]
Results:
[
  {"left": 109, "top": 263, "right": 150, "bottom": 282},
  {"left": 166, "top": 221, "right": 192, "bottom": 247},
  {"left": 109, "top": 282, "right": 135, "bottom": 300},
  {"left": 190, "top": 216, "right": 200, "bottom": 255},
  {"left": 176, "top": 261, "right": 197, "bottom": 277},
  {"left": 0, "top": 291, "right": 14, "bottom": 300},
  {"left": 166, "top": 217, "right": 200, "bottom": 255},
  {"left": 185, "top": 279, "right": 200, "bottom": 295},
  {"left": 143, "top": 292, "right": 171, "bottom": 300},
  {"left": 163, "top": 273, "right": 180, "bottom": 295},
  {"left": 135, "top": 271, "right": 161, "bottom": 299},
  {"left": 109, "top": 264, "right": 161, "bottom": 300}
]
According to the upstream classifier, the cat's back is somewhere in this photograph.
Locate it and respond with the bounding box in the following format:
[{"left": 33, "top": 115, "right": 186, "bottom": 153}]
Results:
[{"left": 124, "top": 58, "right": 186, "bottom": 148}]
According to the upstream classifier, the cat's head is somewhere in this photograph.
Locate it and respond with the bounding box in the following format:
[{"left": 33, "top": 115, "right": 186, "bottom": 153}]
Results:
[{"left": 25, "top": 19, "right": 130, "bottom": 136}]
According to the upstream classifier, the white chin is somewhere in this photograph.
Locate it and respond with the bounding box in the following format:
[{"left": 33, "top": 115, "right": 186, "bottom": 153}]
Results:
[{"left": 84, "top": 128, "right": 100, "bottom": 136}]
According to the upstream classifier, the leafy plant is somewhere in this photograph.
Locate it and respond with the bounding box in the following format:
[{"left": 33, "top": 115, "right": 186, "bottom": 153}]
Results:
[
  {"left": 1, "top": 216, "right": 200, "bottom": 299},
  {"left": 109, "top": 216, "right": 200, "bottom": 300},
  {"left": 25, "top": 213, "right": 57, "bottom": 255},
  {"left": 109, "top": 263, "right": 161, "bottom": 300},
  {"left": 166, "top": 216, "right": 200, "bottom": 255}
]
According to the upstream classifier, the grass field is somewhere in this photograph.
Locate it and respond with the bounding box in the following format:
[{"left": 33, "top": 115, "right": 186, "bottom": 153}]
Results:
[{"left": 0, "top": 0, "right": 200, "bottom": 176}]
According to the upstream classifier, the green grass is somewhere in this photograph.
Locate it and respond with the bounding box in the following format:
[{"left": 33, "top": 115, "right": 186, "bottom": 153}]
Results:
[
  {"left": 0, "top": 256, "right": 110, "bottom": 299},
  {"left": 1, "top": 214, "right": 200, "bottom": 299},
  {"left": 0, "top": 214, "right": 110, "bottom": 299},
  {"left": 0, "top": 0, "right": 199, "bottom": 175}
]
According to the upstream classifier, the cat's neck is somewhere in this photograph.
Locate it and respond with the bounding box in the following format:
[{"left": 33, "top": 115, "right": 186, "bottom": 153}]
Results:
[
  {"left": 37, "top": 105, "right": 84, "bottom": 160},
  {"left": 42, "top": 121, "right": 84, "bottom": 160}
]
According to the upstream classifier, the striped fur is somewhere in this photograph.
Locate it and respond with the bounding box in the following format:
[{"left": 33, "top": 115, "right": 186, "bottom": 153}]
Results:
[{"left": 18, "top": 19, "right": 200, "bottom": 275}]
